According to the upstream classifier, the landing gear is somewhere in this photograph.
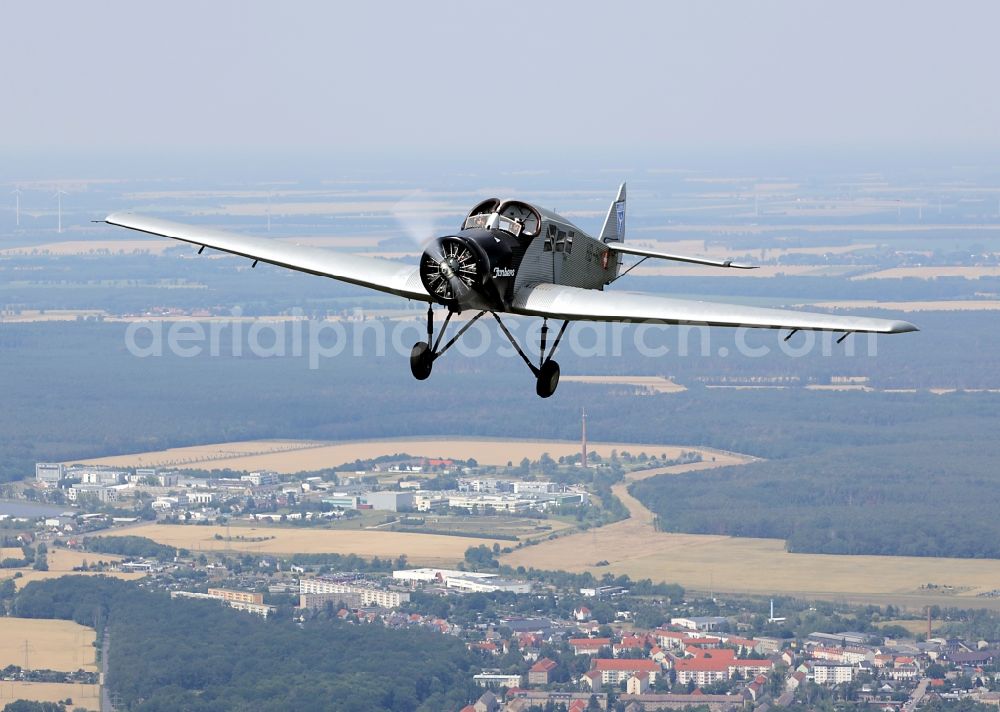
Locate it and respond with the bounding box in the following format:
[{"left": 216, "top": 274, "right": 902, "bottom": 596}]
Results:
[
  {"left": 535, "top": 359, "right": 560, "bottom": 398},
  {"left": 409, "top": 342, "right": 433, "bottom": 380},
  {"left": 492, "top": 314, "right": 569, "bottom": 399},
  {"left": 409, "top": 304, "right": 484, "bottom": 381},
  {"left": 410, "top": 305, "right": 569, "bottom": 398}
]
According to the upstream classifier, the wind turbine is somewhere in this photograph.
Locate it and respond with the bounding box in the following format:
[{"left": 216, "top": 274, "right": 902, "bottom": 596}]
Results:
[
  {"left": 56, "top": 189, "right": 67, "bottom": 234},
  {"left": 12, "top": 186, "right": 21, "bottom": 227}
]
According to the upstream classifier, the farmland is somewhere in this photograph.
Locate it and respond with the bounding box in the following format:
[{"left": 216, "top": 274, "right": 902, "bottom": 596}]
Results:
[
  {"left": 73, "top": 437, "right": 710, "bottom": 473},
  {"left": 0, "top": 548, "right": 141, "bottom": 590},
  {"left": 0, "top": 682, "right": 100, "bottom": 711},
  {"left": 101, "top": 523, "right": 507, "bottom": 566},
  {"left": 503, "top": 457, "right": 1000, "bottom": 611},
  {"left": 0, "top": 618, "right": 96, "bottom": 672}
]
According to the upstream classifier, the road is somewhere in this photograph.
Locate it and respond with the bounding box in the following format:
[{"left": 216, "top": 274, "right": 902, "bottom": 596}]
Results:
[
  {"left": 903, "top": 677, "right": 929, "bottom": 712},
  {"left": 100, "top": 628, "right": 115, "bottom": 712}
]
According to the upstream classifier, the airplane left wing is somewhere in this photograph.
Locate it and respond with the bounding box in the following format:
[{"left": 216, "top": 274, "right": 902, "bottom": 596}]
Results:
[
  {"left": 511, "top": 283, "right": 918, "bottom": 334},
  {"left": 103, "top": 212, "right": 431, "bottom": 302}
]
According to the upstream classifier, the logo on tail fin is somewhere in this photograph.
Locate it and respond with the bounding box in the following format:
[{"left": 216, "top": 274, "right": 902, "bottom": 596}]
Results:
[{"left": 615, "top": 201, "right": 625, "bottom": 241}]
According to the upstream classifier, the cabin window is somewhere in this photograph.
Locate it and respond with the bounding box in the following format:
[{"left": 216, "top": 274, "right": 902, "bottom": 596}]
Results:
[{"left": 544, "top": 224, "right": 556, "bottom": 252}]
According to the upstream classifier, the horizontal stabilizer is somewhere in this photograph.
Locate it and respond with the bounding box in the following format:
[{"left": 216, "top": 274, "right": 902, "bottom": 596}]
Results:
[{"left": 606, "top": 242, "right": 757, "bottom": 269}]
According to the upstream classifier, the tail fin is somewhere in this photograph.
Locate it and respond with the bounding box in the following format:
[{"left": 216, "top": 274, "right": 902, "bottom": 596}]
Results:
[{"left": 599, "top": 182, "right": 626, "bottom": 243}]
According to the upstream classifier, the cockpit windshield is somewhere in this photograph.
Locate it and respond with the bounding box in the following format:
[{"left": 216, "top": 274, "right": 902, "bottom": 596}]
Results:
[{"left": 462, "top": 212, "right": 523, "bottom": 237}]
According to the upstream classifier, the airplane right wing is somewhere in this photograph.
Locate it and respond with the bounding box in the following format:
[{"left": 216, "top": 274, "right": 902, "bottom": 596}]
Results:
[
  {"left": 103, "top": 212, "right": 431, "bottom": 302},
  {"left": 511, "top": 283, "right": 918, "bottom": 334}
]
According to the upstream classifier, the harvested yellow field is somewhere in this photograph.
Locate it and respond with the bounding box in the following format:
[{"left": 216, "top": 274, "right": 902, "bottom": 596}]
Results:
[
  {"left": 46, "top": 548, "right": 123, "bottom": 572},
  {"left": 104, "top": 523, "right": 506, "bottom": 566},
  {"left": 0, "top": 547, "right": 23, "bottom": 560},
  {"left": 560, "top": 376, "right": 686, "bottom": 393},
  {"left": 76, "top": 438, "right": 710, "bottom": 472},
  {"left": 0, "top": 682, "right": 99, "bottom": 711},
  {"left": 808, "top": 299, "right": 1000, "bottom": 312},
  {"left": 855, "top": 266, "right": 1000, "bottom": 280},
  {"left": 503, "top": 457, "right": 1000, "bottom": 611},
  {"left": 0, "top": 309, "right": 109, "bottom": 323},
  {"left": 0, "top": 570, "right": 147, "bottom": 591},
  {"left": 71, "top": 439, "right": 325, "bottom": 469},
  {"left": 0, "top": 618, "right": 97, "bottom": 672}
]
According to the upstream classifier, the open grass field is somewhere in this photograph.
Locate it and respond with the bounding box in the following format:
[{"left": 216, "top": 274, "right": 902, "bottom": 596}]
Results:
[
  {"left": 0, "top": 682, "right": 100, "bottom": 711},
  {"left": 0, "top": 618, "right": 97, "bottom": 672},
  {"left": 102, "top": 523, "right": 507, "bottom": 565},
  {"left": 503, "top": 456, "right": 1000, "bottom": 612},
  {"left": 75, "top": 438, "right": 712, "bottom": 472}
]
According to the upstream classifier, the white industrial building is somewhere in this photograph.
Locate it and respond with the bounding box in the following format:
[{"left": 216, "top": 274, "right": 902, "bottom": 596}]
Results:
[
  {"left": 393, "top": 568, "right": 497, "bottom": 584},
  {"left": 446, "top": 575, "right": 532, "bottom": 594},
  {"left": 241, "top": 471, "right": 280, "bottom": 486},
  {"left": 35, "top": 463, "right": 64, "bottom": 486},
  {"left": 363, "top": 491, "right": 414, "bottom": 512}
]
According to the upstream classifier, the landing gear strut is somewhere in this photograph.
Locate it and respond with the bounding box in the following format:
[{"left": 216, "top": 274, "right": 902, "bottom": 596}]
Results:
[
  {"left": 409, "top": 304, "right": 484, "bottom": 381},
  {"left": 410, "top": 306, "right": 568, "bottom": 398},
  {"left": 492, "top": 314, "right": 568, "bottom": 399}
]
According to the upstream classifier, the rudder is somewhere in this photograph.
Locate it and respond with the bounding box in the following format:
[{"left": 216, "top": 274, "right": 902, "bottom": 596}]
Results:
[{"left": 599, "top": 182, "right": 626, "bottom": 244}]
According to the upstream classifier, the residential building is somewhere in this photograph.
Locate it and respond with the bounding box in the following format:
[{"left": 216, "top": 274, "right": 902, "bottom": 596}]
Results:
[
  {"left": 528, "top": 658, "right": 558, "bottom": 686},
  {"left": 812, "top": 662, "right": 854, "bottom": 685},
  {"left": 299, "top": 577, "right": 409, "bottom": 608},
  {"left": 570, "top": 638, "right": 612, "bottom": 656},
  {"left": 207, "top": 588, "right": 264, "bottom": 605},
  {"left": 589, "top": 659, "right": 659, "bottom": 686},
  {"left": 473, "top": 672, "right": 523, "bottom": 689}
]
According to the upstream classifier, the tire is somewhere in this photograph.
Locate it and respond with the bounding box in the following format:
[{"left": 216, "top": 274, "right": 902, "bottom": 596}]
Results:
[
  {"left": 409, "top": 342, "right": 433, "bottom": 380},
  {"left": 535, "top": 359, "right": 560, "bottom": 398}
]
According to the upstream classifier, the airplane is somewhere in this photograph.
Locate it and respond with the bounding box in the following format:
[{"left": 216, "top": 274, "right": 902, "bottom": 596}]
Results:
[{"left": 102, "top": 183, "right": 917, "bottom": 398}]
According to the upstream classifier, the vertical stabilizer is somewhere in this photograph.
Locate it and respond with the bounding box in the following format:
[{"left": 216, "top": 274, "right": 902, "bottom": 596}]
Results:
[{"left": 599, "top": 182, "right": 626, "bottom": 243}]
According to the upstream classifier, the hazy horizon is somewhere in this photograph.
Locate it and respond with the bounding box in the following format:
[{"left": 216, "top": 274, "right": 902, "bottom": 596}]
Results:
[{"left": 4, "top": 0, "right": 1000, "bottom": 165}]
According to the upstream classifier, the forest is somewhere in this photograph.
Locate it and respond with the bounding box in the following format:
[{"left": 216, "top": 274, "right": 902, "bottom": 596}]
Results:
[
  {"left": 2, "top": 313, "right": 1000, "bottom": 486},
  {"left": 83, "top": 535, "right": 179, "bottom": 560},
  {"left": 12, "top": 576, "right": 479, "bottom": 712},
  {"left": 633, "top": 439, "right": 1000, "bottom": 558}
]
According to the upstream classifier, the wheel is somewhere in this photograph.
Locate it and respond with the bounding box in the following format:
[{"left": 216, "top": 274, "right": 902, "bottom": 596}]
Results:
[
  {"left": 409, "top": 342, "right": 433, "bottom": 380},
  {"left": 535, "top": 359, "right": 560, "bottom": 398}
]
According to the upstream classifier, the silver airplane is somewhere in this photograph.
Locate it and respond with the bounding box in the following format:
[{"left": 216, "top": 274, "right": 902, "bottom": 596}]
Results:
[{"left": 103, "top": 183, "right": 917, "bottom": 398}]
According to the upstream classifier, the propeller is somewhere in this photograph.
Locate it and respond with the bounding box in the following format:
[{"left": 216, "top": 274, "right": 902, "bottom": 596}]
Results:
[{"left": 420, "top": 236, "right": 480, "bottom": 302}]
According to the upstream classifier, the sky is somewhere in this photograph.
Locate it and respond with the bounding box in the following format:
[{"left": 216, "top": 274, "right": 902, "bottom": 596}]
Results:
[{"left": 3, "top": 0, "right": 1000, "bottom": 162}]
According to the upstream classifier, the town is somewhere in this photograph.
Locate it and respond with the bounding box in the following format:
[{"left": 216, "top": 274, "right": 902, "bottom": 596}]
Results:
[{"left": 2, "top": 476, "right": 999, "bottom": 712}]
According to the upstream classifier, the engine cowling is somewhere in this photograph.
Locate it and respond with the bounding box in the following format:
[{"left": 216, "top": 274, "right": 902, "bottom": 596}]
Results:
[{"left": 419, "top": 228, "right": 519, "bottom": 310}]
